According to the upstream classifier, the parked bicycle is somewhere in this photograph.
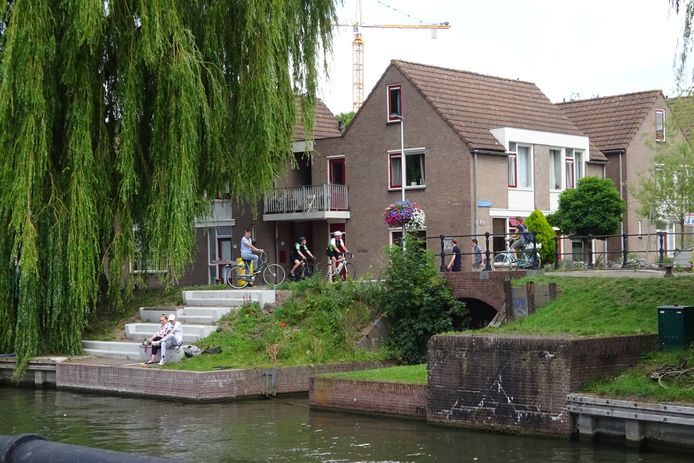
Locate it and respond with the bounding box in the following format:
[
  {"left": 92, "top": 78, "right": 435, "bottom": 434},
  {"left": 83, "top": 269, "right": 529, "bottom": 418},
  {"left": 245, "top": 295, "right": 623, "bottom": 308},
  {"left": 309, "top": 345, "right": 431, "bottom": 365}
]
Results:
[
  {"left": 327, "top": 252, "right": 356, "bottom": 282},
  {"left": 492, "top": 240, "right": 541, "bottom": 270},
  {"left": 225, "top": 251, "right": 286, "bottom": 288}
]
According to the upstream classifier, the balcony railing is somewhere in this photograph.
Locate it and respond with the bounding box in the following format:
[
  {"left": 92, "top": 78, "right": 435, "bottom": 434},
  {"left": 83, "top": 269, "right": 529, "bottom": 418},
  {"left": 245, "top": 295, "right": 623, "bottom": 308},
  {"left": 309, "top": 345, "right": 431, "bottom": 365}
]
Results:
[{"left": 264, "top": 184, "right": 348, "bottom": 215}]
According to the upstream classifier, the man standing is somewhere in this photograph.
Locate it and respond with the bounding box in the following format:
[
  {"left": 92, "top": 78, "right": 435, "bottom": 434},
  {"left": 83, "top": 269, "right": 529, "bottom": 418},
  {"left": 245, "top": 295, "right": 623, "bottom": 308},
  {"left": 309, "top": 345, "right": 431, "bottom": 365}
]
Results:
[
  {"left": 158, "top": 313, "right": 183, "bottom": 366},
  {"left": 472, "top": 239, "right": 482, "bottom": 270},
  {"left": 446, "top": 239, "right": 462, "bottom": 272},
  {"left": 240, "top": 229, "right": 263, "bottom": 273}
]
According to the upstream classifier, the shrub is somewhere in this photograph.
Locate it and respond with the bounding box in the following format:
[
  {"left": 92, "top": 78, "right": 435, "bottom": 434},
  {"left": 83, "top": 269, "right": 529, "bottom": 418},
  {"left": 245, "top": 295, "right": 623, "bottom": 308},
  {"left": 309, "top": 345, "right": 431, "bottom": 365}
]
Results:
[
  {"left": 525, "top": 209, "right": 556, "bottom": 265},
  {"left": 380, "top": 234, "right": 468, "bottom": 363}
]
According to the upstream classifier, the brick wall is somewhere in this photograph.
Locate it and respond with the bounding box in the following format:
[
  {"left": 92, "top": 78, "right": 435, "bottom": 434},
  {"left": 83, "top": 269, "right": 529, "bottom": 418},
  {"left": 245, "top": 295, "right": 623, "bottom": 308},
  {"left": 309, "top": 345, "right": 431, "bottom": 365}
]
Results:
[
  {"left": 427, "top": 333, "right": 657, "bottom": 435},
  {"left": 56, "top": 360, "right": 388, "bottom": 401},
  {"left": 310, "top": 377, "right": 427, "bottom": 418}
]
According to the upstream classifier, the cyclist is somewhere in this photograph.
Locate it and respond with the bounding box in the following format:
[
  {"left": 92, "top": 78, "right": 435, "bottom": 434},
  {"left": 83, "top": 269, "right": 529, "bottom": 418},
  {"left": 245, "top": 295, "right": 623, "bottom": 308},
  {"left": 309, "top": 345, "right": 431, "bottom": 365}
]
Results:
[
  {"left": 290, "top": 236, "right": 314, "bottom": 279},
  {"left": 326, "top": 231, "right": 349, "bottom": 277},
  {"left": 511, "top": 217, "right": 532, "bottom": 256},
  {"left": 240, "top": 229, "right": 263, "bottom": 274}
]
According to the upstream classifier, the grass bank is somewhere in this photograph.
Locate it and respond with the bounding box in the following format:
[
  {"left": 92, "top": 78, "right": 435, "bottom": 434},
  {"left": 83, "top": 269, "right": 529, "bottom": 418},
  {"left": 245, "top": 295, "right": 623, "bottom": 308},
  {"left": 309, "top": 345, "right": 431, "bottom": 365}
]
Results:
[
  {"left": 483, "top": 276, "right": 694, "bottom": 336},
  {"left": 323, "top": 364, "right": 427, "bottom": 384},
  {"left": 167, "top": 278, "right": 387, "bottom": 371}
]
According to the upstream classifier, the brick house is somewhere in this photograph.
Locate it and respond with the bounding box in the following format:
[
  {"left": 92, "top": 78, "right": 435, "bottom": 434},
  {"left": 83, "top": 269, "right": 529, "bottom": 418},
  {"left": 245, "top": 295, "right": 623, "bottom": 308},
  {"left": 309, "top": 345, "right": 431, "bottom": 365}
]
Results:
[
  {"left": 309, "top": 60, "right": 598, "bottom": 274},
  {"left": 176, "top": 99, "right": 342, "bottom": 285},
  {"left": 557, "top": 91, "right": 679, "bottom": 261}
]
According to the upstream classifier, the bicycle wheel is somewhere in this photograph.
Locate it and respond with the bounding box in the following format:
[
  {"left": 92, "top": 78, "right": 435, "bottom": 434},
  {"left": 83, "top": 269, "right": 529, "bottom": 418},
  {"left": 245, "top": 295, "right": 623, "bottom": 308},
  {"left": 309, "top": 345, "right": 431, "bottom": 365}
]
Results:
[
  {"left": 492, "top": 253, "right": 513, "bottom": 270},
  {"left": 228, "top": 266, "right": 249, "bottom": 289},
  {"left": 305, "top": 260, "right": 320, "bottom": 277},
  {"left": 258, "top": 251, "right": 268, "bottom": 268},
  {"left": 342, "top": 262, "right": 356, "bottom": 280},
  {"left": 263, "top": 264, "right": 286, "bottom": 287}
]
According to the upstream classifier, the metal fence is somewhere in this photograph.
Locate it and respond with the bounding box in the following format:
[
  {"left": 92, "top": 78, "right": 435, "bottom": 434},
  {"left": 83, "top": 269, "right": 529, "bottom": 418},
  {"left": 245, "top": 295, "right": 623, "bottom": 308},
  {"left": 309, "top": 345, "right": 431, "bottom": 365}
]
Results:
[{"left": 426, "top": 230, "right": 694, "bottom": 272}]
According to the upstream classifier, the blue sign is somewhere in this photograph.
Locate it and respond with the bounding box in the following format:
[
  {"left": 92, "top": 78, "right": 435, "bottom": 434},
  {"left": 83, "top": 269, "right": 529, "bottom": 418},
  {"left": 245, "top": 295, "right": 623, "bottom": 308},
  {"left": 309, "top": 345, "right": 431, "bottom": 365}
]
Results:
[{"left": 477, "top": 200, "right": 492, "bottom": 208}]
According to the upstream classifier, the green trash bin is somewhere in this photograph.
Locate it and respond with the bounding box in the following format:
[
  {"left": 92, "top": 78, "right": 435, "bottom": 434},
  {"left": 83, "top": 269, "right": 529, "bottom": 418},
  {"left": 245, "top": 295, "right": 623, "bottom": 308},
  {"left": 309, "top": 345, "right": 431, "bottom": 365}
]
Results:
[{"left": 658, "top": 305, "right": 694, "bottom": 350}]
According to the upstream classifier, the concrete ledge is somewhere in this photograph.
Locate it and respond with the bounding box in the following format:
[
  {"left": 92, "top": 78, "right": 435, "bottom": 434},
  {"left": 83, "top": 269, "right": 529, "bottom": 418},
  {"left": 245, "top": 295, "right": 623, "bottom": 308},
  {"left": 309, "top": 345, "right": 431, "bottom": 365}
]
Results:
[
  {"left": 310, "top": 376, "right": 427, "bottom": 418},
  {"left": 0, "top": 357, "right": 67, "bottom": 387},
  {"left": 56, "top": 360, "right": 388, "bottom": 401},
  {"left": 568, "top": 393, "right": 694, "bottom": 449}
]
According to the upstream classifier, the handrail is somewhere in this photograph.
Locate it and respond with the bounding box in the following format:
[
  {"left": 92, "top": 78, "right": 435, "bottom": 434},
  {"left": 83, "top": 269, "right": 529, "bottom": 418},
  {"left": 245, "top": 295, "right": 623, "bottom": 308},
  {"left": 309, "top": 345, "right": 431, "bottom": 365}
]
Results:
[{"left": 263, "top": 184, "right": 348, "bottom": 214}]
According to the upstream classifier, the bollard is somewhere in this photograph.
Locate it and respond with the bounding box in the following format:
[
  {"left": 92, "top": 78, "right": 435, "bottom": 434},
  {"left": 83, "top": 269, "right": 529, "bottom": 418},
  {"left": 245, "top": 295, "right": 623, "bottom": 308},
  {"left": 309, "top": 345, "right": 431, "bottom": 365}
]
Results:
[{"left": 0, "top": 434, "right": 174, "bottom": 463}]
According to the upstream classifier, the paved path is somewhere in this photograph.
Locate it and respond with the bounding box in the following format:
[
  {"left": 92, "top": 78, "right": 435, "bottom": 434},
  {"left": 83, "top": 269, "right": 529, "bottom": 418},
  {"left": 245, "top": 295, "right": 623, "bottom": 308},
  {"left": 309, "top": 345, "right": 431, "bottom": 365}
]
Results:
[{"left": 550, "top": 269, "right": 694, "bottom": 278}]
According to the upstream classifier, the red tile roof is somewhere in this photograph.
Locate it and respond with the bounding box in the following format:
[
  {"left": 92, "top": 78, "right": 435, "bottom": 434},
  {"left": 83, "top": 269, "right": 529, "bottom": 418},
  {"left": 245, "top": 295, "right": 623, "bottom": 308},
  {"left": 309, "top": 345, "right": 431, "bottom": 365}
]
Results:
[
  {"left": 557, "top": 90, "right": 662, "bottom": 155},
  {"left": 392, "top": 60, "right": 585, "bottom": 154},
  {"left": 294, "top": 99, "right": 341, "bottom": 140}
]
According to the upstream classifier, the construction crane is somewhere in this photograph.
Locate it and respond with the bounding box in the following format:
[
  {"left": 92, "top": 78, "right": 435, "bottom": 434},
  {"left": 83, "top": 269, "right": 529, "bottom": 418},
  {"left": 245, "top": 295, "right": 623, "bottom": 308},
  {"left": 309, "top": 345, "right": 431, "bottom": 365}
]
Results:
[{"left": 337, "top": 0, "right": 451, "bottom": 112}]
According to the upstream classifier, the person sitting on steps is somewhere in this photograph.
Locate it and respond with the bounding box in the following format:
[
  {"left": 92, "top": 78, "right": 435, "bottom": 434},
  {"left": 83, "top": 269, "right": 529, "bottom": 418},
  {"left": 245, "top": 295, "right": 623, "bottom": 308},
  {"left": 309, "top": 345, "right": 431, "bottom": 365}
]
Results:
[
  {"left": 145, "top": 313, "right": 172, "bottom": 365},
  {"left": 158, "top": 313, "right": 183, "bottom": 366}
]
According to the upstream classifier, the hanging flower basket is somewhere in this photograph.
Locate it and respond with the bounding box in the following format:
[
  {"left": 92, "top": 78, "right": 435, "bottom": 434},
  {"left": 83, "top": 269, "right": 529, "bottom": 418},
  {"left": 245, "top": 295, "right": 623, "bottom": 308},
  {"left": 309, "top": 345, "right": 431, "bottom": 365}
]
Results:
[{"left": 384, "top": 200, "right": 425, "bottom": 229}]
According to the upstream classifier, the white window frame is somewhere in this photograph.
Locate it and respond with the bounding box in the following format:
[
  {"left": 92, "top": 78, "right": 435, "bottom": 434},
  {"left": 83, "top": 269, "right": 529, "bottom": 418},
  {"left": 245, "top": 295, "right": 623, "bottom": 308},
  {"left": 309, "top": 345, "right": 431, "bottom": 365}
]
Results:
[
  {"left": 549, "top": 148, "right": 562, "bottom": 190},
  {"left": 387, "top": 84, "right": 402, "bottom": 122},
  {"left": 508, "top": 142, "right": 532, "bottom": 189},
  {"left": 388, "top": 149, "right": 426, "bottom": 190},
  {"left": 656, "top": 109, "right": 665, "bottom": 142}
]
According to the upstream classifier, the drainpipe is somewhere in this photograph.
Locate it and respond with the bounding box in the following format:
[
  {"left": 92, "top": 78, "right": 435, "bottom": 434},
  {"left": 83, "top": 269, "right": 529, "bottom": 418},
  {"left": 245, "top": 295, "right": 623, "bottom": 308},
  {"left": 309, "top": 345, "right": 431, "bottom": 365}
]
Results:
[{"left": 473, "top": 151, "right": 478, "bottom": 236}]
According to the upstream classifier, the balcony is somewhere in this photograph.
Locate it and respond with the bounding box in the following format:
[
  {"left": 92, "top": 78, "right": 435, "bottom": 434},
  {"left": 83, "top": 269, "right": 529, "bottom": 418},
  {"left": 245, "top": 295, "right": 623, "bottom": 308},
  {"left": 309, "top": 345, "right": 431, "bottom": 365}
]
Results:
[
  {"left": 263, "top": 184, "right": 350, "bottom": 222},
  {"left": 195, "top": 199, "right": 235, "bottom": 228}
]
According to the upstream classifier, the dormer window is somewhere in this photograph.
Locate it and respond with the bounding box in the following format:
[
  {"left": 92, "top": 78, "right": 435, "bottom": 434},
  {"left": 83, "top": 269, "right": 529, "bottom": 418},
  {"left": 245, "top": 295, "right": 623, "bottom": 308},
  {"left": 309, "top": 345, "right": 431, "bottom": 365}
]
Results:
[
  {"left": 387, "top": 84, "right": 402, "bottom": 121},
  {"left": 656, "top": 109, "right": 665, "bottom": 141}
]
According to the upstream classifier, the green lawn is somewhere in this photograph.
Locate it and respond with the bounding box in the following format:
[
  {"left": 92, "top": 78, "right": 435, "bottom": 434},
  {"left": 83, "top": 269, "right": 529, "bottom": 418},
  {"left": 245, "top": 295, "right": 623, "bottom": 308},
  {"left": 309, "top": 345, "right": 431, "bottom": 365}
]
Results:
[
  {"left": 322, "top": 364, "right": 427, "bottom": 384},
  {"left": 481, "top": 276, "right": 694, "bottom": 336}
]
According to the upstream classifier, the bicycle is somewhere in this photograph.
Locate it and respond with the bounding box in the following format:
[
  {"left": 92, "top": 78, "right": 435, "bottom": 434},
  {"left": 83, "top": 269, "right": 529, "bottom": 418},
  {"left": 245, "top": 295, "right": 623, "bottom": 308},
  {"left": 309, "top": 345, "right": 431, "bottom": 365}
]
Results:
[
  {"left": 288, "top": 257, "right": 320, "bottom": 281},
  {"left": 225, "top": 251, "right": 286, "bottom": 289},
  {"left": 492, "top": 240, "right": 541, "bottom": 270},
  {"left": 327, "top": 252, "right": 356, "bottom": 282}
]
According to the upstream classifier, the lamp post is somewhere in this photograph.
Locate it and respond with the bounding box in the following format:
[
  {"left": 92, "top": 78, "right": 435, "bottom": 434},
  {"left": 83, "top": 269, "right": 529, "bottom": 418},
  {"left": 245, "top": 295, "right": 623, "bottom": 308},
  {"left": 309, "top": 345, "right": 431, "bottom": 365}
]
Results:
[{"left": 397, "top": 115, "right": 406, "bottom": 248}]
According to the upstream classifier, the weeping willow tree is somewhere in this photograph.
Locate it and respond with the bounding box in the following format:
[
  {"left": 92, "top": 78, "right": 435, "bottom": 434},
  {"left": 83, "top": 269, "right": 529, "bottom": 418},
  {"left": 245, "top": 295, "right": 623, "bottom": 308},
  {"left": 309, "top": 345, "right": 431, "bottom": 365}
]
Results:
[{"left": 0, "top": 0, "right": 336, "bottom": 374}]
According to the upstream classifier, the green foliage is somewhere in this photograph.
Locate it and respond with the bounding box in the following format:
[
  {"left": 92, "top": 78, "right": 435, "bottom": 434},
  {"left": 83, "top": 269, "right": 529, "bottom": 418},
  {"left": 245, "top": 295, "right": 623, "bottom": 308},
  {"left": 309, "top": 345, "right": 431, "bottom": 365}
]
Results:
[
  {"left": 481, "top": 276, "right": 694, "bottom": 336},
  {"left": 524, "top": 210, "right": 556, "bottom": 265},
  {"left": 380, "top": 235, "right": 468, "bottom": 364},
  {"left": 323, "top": 364, "right": 427, "bottom": 384},
  {"left": 0, "top": 1, "right": 336, "bottom": 370},
  {"left": 548, "top": 177, "right": 624, "bottom": 237},
  {"left": 633, "top": 125, "right": 694, "bottom": 239},
  {"left": 336, "top": 111, "right": 355, "bottom": 129},
  {"left": 168, "top": 279, "right": 386, "bottom": 371},
  {"left": 584, "top": 346, "right": 694, "bottom": 402}
]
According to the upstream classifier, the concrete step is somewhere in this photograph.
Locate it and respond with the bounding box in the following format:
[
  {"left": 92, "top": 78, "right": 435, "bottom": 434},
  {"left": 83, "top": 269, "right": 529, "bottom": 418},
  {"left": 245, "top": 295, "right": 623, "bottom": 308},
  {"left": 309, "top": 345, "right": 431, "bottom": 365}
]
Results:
[
  {"left": 81, "top": 340, "right": 185, "bottom": 362},
  {"left": 181, "top": 289, "right": 275, "bottom": 307},
  {"left": 124, "top": 323, "right": 217, "bottom": 342},
  {"left": 139, "top": 306, "right": 236, "bottom": 323}
]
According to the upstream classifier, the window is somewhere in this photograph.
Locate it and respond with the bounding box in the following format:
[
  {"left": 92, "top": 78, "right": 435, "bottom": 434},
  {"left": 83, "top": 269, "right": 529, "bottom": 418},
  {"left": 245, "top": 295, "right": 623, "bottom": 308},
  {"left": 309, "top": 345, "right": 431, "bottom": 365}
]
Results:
[
  {"left": 389, "top": 151, "right": 425, "bottom": 188},
  {"left": 387, "top": 84, "right": 402, "bottom": 121},
  {"left": 565, "top": 155, "right": 575, "bottom": 189},
  {"left": 656, "top": 109, "right": 665, "bottom": 141},
  {"left": 565, "top": 148, "right": 583, "bottom": 189},
  {"left": 508, "top": 154, "right": 517, "bottom": 187},
  {"left": 508, "top": 142, "right": 531, "bottom": 188},
  {"left": 549, "top": 149, "right": 562, "bottom": 190}
]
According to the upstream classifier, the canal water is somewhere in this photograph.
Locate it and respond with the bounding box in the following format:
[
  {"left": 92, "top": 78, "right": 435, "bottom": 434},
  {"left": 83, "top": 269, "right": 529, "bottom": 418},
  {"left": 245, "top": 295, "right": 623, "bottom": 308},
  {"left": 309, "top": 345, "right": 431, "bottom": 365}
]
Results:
[{"left": 1, "top": 387, "right": 691, "bottom": 462}]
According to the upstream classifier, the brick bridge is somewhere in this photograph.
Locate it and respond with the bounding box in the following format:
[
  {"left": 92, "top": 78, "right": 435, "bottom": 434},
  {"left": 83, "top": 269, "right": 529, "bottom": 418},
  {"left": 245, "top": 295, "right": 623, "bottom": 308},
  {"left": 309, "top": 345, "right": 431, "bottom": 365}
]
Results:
[{"left": 442, "top": 271, "right": 528, "bottom": 321}]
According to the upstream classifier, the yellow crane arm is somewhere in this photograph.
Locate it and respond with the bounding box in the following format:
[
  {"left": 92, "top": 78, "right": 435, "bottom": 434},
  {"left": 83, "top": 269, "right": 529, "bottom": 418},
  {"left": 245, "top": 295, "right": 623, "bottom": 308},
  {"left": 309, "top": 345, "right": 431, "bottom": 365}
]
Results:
[{"left": 360, "top": 23, "right": 451, "bottom": 30}]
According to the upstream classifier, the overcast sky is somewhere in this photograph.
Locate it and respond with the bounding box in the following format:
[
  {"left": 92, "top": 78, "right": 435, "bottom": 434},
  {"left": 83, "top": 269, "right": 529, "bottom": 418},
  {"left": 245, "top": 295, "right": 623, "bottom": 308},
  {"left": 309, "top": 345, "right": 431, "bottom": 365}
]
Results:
[{"left": 318, "top": 0, "right": 684, "bottom": 115}]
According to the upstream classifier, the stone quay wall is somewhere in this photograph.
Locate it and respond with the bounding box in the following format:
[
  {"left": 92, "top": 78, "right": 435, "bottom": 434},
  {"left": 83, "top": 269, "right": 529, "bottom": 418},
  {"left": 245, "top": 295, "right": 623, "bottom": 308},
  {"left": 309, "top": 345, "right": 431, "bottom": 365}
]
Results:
[
  {"left": 427, "top": 333, "right": 657, "bottom": 435},
  {"left": 310, "top": 377, "right": 427, "bottom": 418},
  {"left": 56, "top": 360, "right": 389, "bottom": 401}
]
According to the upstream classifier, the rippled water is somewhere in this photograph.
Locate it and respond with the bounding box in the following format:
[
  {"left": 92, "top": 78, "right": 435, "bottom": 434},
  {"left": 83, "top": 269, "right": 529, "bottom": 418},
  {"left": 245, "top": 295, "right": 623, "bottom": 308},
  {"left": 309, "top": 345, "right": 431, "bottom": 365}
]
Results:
[{"left": 1, "top": 387, "right": 692, "bottom": 462}]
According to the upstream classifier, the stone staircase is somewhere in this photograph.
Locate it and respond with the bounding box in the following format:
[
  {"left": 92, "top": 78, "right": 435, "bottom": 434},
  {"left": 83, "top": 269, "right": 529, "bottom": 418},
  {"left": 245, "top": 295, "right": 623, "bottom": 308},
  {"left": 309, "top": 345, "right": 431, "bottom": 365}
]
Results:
[{"left": 82, "top": 288, "right": 276, "bottom": 362}]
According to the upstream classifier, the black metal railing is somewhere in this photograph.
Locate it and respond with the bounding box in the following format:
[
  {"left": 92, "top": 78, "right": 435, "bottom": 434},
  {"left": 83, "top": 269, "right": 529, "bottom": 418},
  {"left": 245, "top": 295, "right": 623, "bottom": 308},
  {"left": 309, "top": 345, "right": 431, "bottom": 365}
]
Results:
[{"left": 426, "top": 230, "right": 694, "bottom": 273}]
